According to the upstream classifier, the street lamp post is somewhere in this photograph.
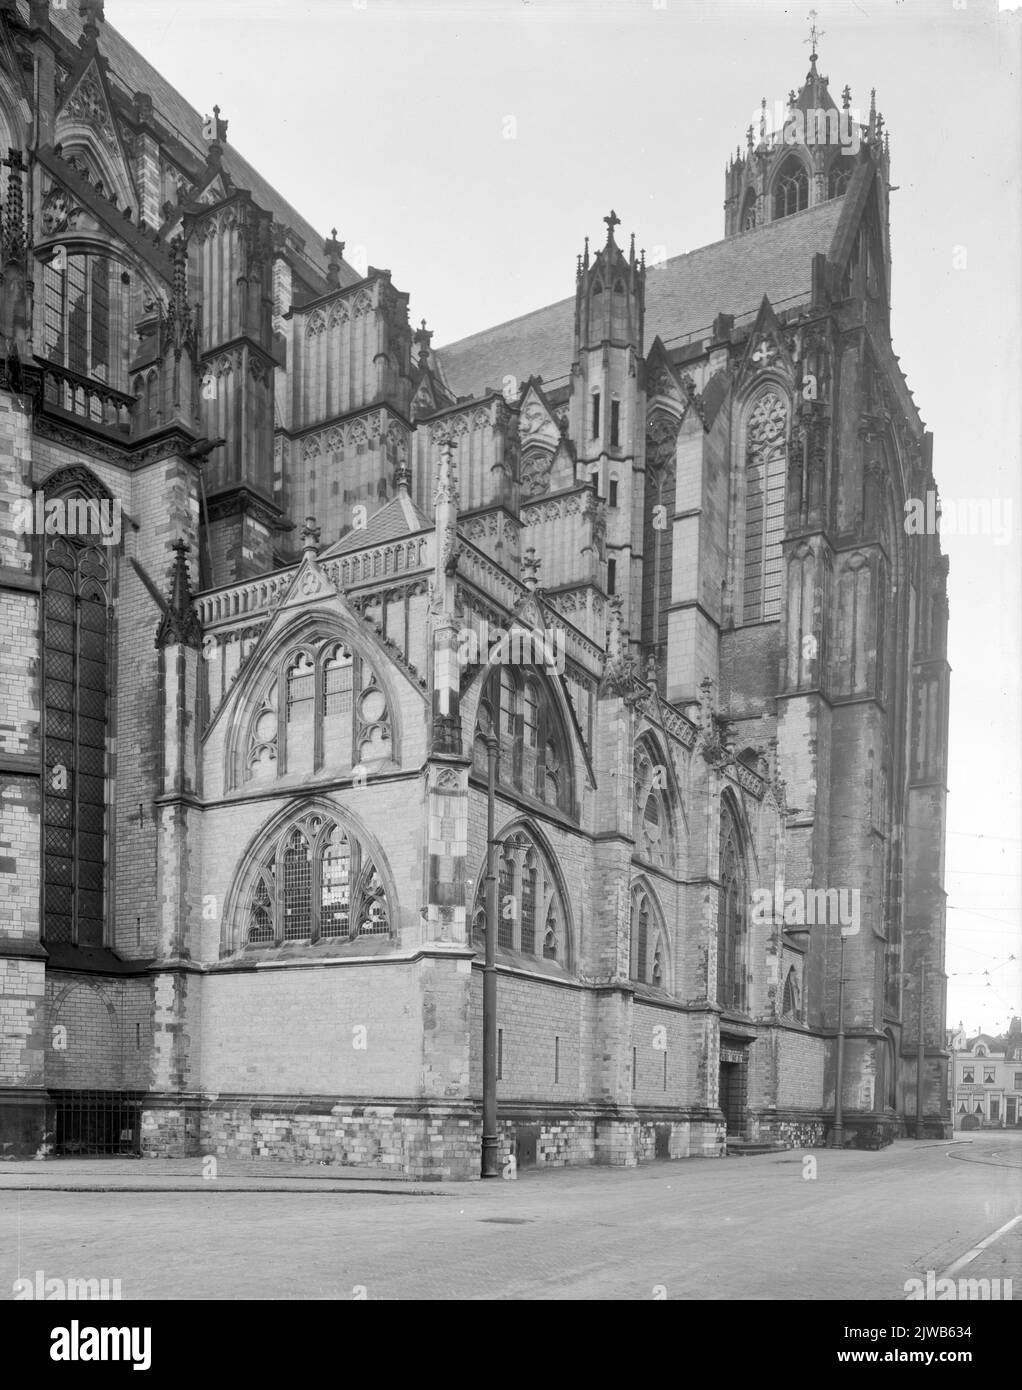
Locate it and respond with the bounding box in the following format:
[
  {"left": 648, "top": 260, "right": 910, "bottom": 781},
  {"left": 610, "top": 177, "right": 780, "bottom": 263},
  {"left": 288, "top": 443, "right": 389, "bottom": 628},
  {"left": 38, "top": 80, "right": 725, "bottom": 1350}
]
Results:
[
  {"left": 829, "top": 933, "right": 847, "bottom": 1149},
  {"left": 481, "top": 724, "right": 500, "bottom": 1177},
  {"left": 915, "top": 959, "right": 927, "bottom": 1139}
]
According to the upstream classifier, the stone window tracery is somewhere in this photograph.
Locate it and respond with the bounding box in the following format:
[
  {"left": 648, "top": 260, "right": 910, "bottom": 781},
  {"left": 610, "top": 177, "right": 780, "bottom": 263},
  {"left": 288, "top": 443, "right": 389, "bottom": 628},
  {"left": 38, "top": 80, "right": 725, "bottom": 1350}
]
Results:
[
  {"left": 473, "top": 666, "right": 573, "bottom": 817},
  {"left": 630, "top": 883, "right": 669, "bottom": 990},
  {"left": 773, "top": 155, "right": 809, "bottom": 219},
  {"left": 717, "top": 799, "right": 748, "bottom": 1011},
  {"left": 743, "top": 390, "right": 789, "bottom": 624},
  {"left": 42, "top": 523, "right": 112, "bottom": 947},
  {"left": 244, "top": 811, "right": 390, "bottom": 946},
  {"left": 633, "top": 742, "right": 675, "bottom": 871},
  {"left": 472, "top": 828, "right": 570, "bottom": 967},
  {"left": 238, "top": 636, "right": 393, "bottom": 786}
]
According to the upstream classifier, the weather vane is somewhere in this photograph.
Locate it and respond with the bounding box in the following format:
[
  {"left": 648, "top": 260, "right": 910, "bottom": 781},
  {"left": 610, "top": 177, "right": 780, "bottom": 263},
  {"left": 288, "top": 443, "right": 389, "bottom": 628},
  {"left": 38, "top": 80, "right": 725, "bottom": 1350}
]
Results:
[{"left": 805, "top": 10, "right": 824, "bottom": 57}]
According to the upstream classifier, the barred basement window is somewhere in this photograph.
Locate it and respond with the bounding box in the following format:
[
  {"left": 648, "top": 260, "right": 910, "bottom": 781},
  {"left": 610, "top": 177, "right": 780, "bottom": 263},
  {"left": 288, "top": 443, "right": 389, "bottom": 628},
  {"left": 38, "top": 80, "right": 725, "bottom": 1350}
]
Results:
[
  {"left": 43, "top": 528, "right": 112, "bottom": 948},
  {"left": 244, "top": 812, "right": 390, "bottom": 946},
  {"left": 742, "top": 391, "right": 788, "bottom": 624}
]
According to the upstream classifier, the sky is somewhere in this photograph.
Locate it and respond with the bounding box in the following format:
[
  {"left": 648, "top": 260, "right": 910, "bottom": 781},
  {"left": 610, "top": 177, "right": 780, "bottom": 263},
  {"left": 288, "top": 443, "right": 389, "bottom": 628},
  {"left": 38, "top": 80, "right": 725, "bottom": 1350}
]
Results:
[{"left": 104, "top": 0, "right": 1022, "bottom": 1035}]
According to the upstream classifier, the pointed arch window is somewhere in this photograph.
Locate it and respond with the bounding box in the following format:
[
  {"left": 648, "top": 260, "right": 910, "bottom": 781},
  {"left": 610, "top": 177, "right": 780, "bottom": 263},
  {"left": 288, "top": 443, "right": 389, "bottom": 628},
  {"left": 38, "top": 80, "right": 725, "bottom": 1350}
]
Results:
[
  {"left": 630, "top": 883, "right": 669, "bottom": 989},
  {"left": 740, "top": 188, "right": 757, "bottom": 231},
  {"left": 773, "top": 156, "right": 809, "bottom": 219},
  {"left": 633, "top": 742, "right": 676, "bottom": 871},
  {"left": 473, "top": 666, "right": 574, "bottom": 817},
  {"left": 238, "top": 635, "right": 393, "bottom": 786},
  {"left": 828, "top": 164, "right": 852, "bottom": 200},
  {"left": 243, "top": 812, "right": 391, "bottom": 946},
  {"left": 42, "top": 523, "right": 113, "bottom": 948},
  {"left": 717, "top": 801, "right": 748, "bottom": 1011},
  {"left": 782, "top": 966, "right": 801, "bottom": 1020},
  {"left": 473, "top": 828, "right": 571, "bottom": 968},
  {"left": 743, "top": 391, "right": 789, "bottom": 624},
  {"left": 42, "top": 251, "right": 129, "bottom": 401}
]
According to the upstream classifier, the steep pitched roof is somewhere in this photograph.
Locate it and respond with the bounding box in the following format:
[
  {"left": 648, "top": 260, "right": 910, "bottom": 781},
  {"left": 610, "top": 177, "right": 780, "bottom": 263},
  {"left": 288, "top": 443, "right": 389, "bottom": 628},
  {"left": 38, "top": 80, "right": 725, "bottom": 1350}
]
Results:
[
  {"left": 320, "top": 491, "right": 430, "bottom": 558},
  {"left": 42, "top": 3, "right": 358, "bottom": 288},
  {"left": 437, "top": 199, "right": 845, "bottom": 400}
]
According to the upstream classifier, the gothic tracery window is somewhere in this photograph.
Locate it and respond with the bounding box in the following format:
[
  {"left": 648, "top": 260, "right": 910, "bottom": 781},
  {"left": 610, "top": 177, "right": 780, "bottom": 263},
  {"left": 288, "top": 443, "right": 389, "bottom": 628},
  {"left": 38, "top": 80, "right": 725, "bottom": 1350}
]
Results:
[
  {"left": 43, "top": 526, "right": 112, "bottom": 947},
  {"left": 634, "top": 743, "right": 676, "bottom": 871},
  {"left": 782, "top": 966, "right": 801, "bottom": 1020},
  {"left": 773, "top": 156, "right": 809, "bottom": 219},
  {"left": 239, "top": 636, "right": 392, "bottom": 786},
  {"left": 472, "top": 828, "right": 570, "bottom": 967},
  {"left": 42, "top": 251, "right": 129, "bottom": 402},
  {"left": 743, "top": 391, "right": 789, "bottom": 624},
  {"left": 243, "top": 812, "right": 390, "bottom": 946},
  {"left": 630, "top": 883, "right": 669, "bottom": 990},
  {"left": 472, "top": 666, "right": 573, "bottom": 816},
  {"left": 717, "top": 800, "right": 748, "bottom": 1011},
  {"left": 828, "top": 164, "right": 852, "bottom": 200}
]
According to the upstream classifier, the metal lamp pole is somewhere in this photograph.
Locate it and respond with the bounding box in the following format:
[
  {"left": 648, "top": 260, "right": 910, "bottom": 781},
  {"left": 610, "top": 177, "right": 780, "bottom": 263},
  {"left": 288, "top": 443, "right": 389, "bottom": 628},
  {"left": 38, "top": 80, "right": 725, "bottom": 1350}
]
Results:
[
  {"left": 830, "top": 932, "right": 847, "bottom": 1149},
  {"left": 481, "top": 725, "right": 500, "bottom": 1177},
  {"left": 915, "top": 959, "right": 927, "bottom": 1139}
]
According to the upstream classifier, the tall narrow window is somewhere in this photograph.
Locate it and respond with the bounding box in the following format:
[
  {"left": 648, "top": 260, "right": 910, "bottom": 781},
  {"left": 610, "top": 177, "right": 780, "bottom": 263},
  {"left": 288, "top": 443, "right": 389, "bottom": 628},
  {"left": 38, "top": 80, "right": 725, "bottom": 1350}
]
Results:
[
  {"left": 281, "top": 828, "right": 312, "bottom": 940},
  {"left": 610, "top": 399, "right": 621, "bottom": 447},
  {"left": 743, "top": 391, "right": 788, "bottom": 623},
  {"left": 718, "top": 802, "right": 747, "bottom": 1011},
  {"left": 42, "top": 252, "right": 126, "bottom": 398},
  {"left": 498, "top": 855, "right": 515, "bottom": 949},
  {"left": 285, "top": 653, "right": 315, "bottom": 775},
  {"left": 773, "top": 156, "right": 809, "bottom": 219},
  {"left": 591, "top": 391, "right": 601, "bottom": 440},
  {"left": 609, "top": 479, "right": 619, "bottom": 508},
  {"left": 521, "top": 855, "right": 536, "bottom": 953},
  {"left": 43, "top": 530, "right": 111, "bottom": 948},
  {"left": 607, "top": 558, "right": 616, "bottom": 595},
  {"left": 322, "top": 646, "right": 353, "bottom": 766}
]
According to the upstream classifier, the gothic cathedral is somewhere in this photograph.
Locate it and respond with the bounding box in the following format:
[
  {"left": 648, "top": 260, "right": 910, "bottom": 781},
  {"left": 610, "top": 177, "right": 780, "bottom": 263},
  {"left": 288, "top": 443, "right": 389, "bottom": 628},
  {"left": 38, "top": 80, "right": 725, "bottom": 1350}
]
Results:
[{"left": 0, "top": 2, "right": 950, "bottom": 1175}]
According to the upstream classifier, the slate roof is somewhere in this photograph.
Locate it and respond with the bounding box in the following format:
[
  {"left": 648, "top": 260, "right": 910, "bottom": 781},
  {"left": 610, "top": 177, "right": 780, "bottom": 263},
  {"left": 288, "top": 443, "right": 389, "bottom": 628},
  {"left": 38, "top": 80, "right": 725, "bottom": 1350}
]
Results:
[
  {"left": 321, "top": 491, "right": 431, "bottom": 558},
  {"left": 436, "top": 199, "right": 845, "bottom": 401},
  {"left": 40, "top": 2, "right": 358, "bottom": 288}
]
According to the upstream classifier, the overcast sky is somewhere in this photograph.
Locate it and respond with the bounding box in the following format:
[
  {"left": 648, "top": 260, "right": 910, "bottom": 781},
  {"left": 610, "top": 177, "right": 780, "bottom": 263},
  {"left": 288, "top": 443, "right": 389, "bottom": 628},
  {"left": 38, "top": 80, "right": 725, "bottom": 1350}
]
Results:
[{"left": 104, "top": 0, "right": 1022, "bottom": 1034}]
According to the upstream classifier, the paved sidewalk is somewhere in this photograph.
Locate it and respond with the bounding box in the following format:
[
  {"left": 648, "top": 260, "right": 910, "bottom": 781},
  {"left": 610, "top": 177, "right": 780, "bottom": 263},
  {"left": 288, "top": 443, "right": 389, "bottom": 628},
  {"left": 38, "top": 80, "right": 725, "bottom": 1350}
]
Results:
[{"left": 2, "top": 1135, "right": 1019, "bottom": 1299}]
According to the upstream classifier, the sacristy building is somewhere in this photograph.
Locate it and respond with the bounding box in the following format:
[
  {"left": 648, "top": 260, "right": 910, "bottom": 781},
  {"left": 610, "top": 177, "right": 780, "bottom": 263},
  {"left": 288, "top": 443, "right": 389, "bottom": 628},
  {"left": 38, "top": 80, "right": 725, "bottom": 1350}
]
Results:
[{"left": 0, "top": 1, "right": 951, "bottom": 1175}]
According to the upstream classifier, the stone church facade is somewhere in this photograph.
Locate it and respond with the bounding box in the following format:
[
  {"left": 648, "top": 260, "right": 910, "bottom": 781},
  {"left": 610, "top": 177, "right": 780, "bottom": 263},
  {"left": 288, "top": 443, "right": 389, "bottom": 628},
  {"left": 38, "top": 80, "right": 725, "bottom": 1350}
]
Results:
[{"left": 0, "top": 1, "right": 950, "bottom": 1176}]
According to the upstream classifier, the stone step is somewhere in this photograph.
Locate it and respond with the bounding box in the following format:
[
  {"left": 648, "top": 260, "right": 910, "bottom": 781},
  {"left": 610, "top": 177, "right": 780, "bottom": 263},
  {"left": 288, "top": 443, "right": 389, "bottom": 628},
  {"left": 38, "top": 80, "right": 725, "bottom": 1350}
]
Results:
[{"left": 726, "top": 1139, "right": 789, "bottom": 1156}]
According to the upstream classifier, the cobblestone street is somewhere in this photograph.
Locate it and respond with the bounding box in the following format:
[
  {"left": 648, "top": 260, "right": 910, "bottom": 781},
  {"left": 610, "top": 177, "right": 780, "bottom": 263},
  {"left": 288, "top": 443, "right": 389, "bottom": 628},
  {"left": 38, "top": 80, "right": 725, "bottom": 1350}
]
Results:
[{"left": 2, "top": 1132, "right": 1019, "bottom": 1300}]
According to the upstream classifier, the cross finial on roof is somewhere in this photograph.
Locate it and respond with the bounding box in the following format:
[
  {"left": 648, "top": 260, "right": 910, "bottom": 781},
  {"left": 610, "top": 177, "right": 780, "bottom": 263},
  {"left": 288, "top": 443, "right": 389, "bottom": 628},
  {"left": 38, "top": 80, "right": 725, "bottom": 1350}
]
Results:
[
  {"left": 804, "top": 9, "right": 823, "bottom": 58},
  {"left": 603, "top": 209, "right": 620, "bottom": 241}
]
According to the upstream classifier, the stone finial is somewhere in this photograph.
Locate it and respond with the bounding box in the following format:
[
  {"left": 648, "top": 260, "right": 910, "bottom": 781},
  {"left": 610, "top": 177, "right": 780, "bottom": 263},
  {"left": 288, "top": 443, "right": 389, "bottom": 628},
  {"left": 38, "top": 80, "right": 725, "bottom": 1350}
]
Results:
[
  {"left": 155, "top": 540, "right": 201, "bottom": 650},
  {"left": 521, "top": 547, "right": 541, "bottom": 592},
  {"left": 325, "top": 228, "right": 345, "bottom": 287},
  {"left": 412, "top": 318, "right": 433, "bottom": 366},
  {"left": 394, "top": 461, "right": 412, "bottom": 494},
  {"left": 301, "top": 515, "right": 321, "bottom": 556}
]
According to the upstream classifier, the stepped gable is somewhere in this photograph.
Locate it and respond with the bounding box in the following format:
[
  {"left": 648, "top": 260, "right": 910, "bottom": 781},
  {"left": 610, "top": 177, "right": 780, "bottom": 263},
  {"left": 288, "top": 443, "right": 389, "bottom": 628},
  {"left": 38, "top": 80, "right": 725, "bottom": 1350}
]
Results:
[{"left": 437, "top": 199, "right": 844, "bottom": 400}]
